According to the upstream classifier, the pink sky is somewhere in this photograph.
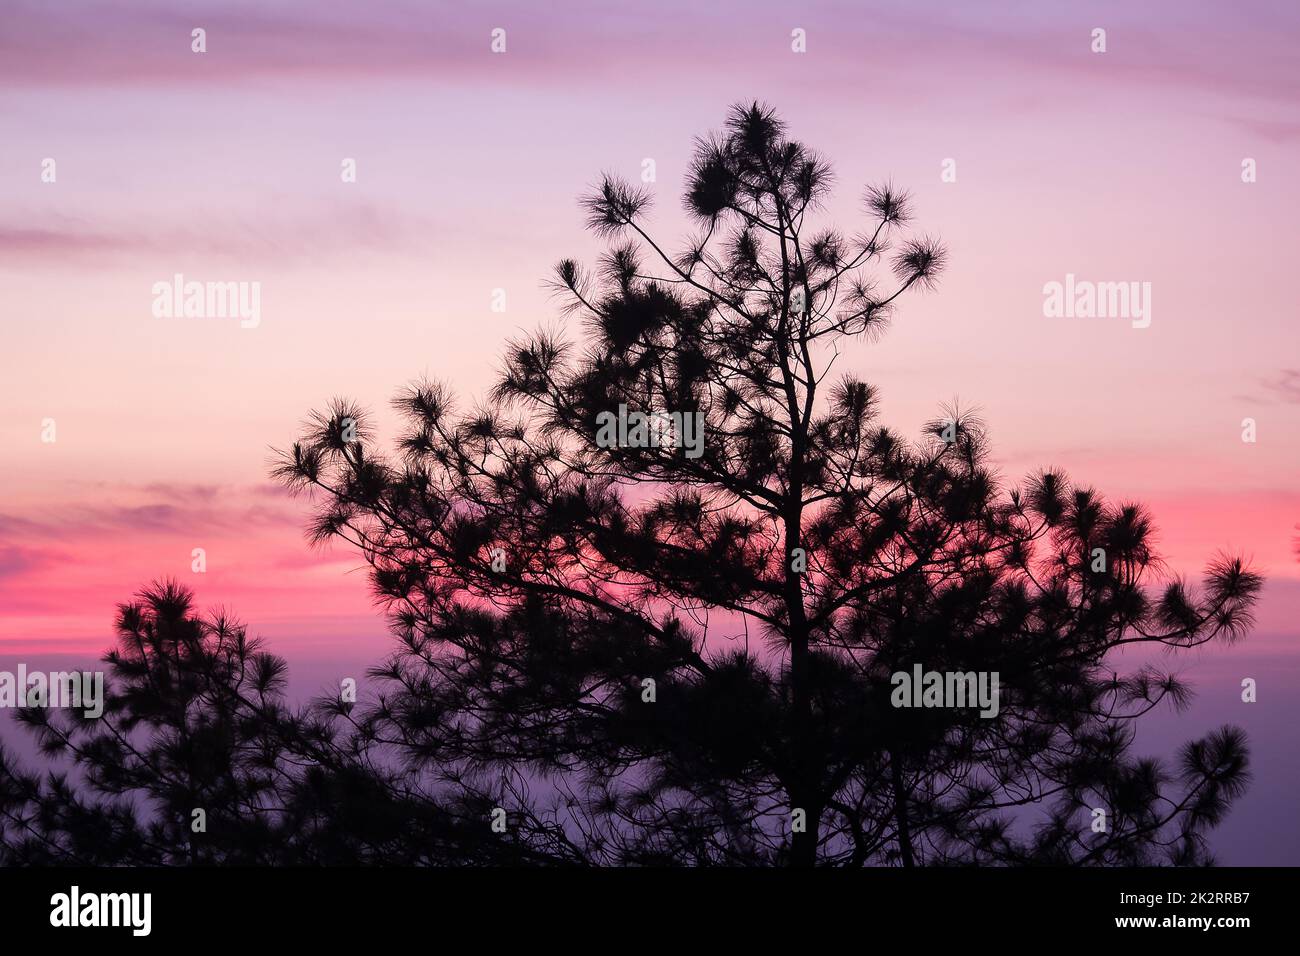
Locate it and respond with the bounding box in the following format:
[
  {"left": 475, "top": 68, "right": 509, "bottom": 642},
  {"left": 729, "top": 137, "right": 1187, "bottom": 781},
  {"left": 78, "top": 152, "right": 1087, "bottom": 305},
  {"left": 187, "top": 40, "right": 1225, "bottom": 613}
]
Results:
[{"left": 1, "top": 0, "right": 1298, "bottom": 658}]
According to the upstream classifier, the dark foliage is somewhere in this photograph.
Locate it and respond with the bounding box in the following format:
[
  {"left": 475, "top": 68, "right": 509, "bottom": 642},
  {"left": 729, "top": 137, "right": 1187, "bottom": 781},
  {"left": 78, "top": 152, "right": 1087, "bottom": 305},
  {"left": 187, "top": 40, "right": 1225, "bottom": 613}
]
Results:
[{"left": 2, "top": 104, "right": 1261, "bottom": 866}]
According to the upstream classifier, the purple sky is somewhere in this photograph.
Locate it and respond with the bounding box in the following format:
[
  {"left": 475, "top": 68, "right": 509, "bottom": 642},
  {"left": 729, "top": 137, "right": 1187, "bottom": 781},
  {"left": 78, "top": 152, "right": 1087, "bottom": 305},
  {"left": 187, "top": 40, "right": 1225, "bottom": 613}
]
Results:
[{"left": 1, "top": 0, "right": 1297, "bottom": 863}]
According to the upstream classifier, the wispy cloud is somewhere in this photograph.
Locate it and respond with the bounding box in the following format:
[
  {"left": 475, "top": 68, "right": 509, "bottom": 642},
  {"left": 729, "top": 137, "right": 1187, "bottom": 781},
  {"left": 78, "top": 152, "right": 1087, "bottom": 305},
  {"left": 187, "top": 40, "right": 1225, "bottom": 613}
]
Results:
[
  {"left": 1261, "top": 369, "right": 1300, "bottom": 405},
  {"left": 0, "top": 545, "right": 57, "bottom": 580},
  {"left": 1237, "top": 369, "right": 1300, "bottom": 406},
  {"left": 4, "top": 0, "right": 1298, "bottom": 114},
  {"left": 0, "top": 482, "right": 303, "bottom": 542},
  {"left": 0, "top": 203, "right": 435, "bottom": 267},
  {"left": 1226, "top": 116, "right": 1300, "bottom": 144},
  {"left": 0, "top": 479, "right": 374, "bottom": 653}
]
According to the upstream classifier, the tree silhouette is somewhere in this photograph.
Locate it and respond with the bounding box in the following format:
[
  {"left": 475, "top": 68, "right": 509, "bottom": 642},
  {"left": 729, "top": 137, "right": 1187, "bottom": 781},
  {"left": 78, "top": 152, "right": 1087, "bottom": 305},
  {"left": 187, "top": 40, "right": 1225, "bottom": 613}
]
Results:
[
  {"left": 1, "top": 104, "right": 1262, "bottom": 867},
  {"left": 0, "top": 581, "right": 557, "bottom": 864},
  {"left": 267, "top": 104, "right": 1261, "bottom": 865}
]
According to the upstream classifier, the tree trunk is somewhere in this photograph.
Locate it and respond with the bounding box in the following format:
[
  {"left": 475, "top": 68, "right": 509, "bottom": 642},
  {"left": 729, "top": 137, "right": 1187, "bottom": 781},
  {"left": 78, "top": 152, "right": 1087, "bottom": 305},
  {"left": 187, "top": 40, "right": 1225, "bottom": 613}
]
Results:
[
  {"left": 787, "top": 505, "right": 817, "bottom": 867},
  {"left": 890, "top": 749, "right": 915, "bottom": 867}
]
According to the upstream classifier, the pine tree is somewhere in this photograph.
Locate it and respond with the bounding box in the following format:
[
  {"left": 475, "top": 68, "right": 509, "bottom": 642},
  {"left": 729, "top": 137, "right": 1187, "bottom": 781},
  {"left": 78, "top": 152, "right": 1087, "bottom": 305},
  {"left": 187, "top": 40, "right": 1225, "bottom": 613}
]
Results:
[
  {"left": 267, "top": 103, "right": 1262, "bottom": 865},
  {"left": 1, "top": 105, "right": 1261, "bottom": 867}
]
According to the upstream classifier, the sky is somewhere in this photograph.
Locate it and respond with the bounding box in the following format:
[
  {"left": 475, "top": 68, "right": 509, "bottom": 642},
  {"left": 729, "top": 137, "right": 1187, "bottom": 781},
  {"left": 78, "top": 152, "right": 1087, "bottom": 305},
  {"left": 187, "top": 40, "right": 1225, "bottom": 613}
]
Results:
[{"left": 0, "top": 0, "right": 1297, "bottom": 862}]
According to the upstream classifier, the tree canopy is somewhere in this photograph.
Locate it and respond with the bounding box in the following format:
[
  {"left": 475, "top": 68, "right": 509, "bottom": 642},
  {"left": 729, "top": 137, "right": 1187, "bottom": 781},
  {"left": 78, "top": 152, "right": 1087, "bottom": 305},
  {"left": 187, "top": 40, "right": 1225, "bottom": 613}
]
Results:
[{"left": 1, "top": 104, "right": 1261, "bottom": 867}]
